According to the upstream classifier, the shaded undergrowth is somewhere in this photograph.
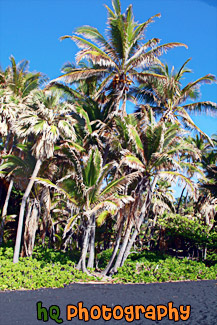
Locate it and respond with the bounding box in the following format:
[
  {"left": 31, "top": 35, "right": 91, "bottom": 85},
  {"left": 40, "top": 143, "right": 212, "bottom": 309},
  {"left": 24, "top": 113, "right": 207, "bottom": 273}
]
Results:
[{"left": 0, "top": 245, "right": 216, "bottom": 290}]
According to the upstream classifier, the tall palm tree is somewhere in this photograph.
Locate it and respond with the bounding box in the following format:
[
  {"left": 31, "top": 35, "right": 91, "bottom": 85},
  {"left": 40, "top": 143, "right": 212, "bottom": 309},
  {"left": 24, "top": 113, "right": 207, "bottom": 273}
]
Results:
[
  {"left": 12, "top": 90, "right": 77, "bottom": 263},
  {"left": 0, "top": 57, "right": 46, "bottom": 245},
  {"left": 52, "top": 0, "right": 187, "bottom": 117},
  {"left": 104, "top": 110, "right": 201, "bottom": 274}
]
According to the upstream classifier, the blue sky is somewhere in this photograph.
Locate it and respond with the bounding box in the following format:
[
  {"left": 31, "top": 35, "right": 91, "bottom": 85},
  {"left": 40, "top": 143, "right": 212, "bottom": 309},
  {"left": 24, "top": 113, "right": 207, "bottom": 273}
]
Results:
[{"left": 0, "top": 0, "right": 216, "bottom": 137}]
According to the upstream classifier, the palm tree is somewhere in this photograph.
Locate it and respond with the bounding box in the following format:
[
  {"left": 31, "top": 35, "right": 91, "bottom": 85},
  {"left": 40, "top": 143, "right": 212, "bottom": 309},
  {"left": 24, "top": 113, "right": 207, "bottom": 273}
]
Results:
[
  {"left": 52, "top": 0, "right": 187, "bottom": 117},
  {"left": 103, "top": 110, "right": 201, "bottom": 274},
  {"left": 135, "top": 59, "right": 217, "bottom": 142},
  {"left": 36, "top": 144, "right": 139, "bottom": 273},
  {"left": 0, "top": 56, "right": 46, "bottom": 153},
  {"left": 12, "top": 90, "right": 77, "bottom": 263},
  {"left": 0, "top": 58, "right": 46, "bottom": 245}
]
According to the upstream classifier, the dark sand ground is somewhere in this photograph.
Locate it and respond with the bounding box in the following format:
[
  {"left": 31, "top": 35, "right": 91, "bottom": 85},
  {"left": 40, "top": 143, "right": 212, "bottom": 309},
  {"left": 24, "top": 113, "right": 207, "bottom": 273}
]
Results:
[{"left": 0, "top": 280, "right": 216, "bottom": 324}]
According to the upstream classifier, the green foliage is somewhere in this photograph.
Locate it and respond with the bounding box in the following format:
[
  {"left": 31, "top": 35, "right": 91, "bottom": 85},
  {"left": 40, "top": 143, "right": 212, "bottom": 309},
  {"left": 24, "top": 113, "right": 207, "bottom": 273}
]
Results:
[
  {"left": 113, "top": 251, "right": 217, "bottom": 283},
  {"left": 97, "top": 248, "right": 114, "bottom": 269},
  {"left": 206, "top": 250, "right": 217, "bottom": 266},
  {"left": 0, "top": 246, "right": 95, "bottom": 291},
  {"left": 1, "top": 246, "right": 216, "bottom": 290},
  {"left": 157, "top": 213, "right": 215, "bottom": 248}
]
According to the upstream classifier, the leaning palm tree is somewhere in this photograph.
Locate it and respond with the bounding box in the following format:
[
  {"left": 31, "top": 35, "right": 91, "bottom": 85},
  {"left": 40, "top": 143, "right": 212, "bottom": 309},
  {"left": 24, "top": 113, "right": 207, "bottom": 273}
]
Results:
[
  {"left": 52, "top": 0, "right": 187, "bottom": 117},
  {"left": 103, "top": 110, "right": 202, "bottom": 274},
  {"left": 12, "top": 90, "right": 77, "bottom": 263}
]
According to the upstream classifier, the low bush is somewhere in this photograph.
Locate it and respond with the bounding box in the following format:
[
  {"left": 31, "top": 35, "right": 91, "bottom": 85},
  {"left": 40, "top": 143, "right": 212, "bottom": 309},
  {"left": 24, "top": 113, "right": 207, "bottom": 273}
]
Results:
[
  {"left": 113, "top": 251, "right": 217, "bottom": 283},
  {"left": 0, "top": 246, "right": 95, "bottom": 291},
  {"left": 0, "top": 246, "right": 216, "bottom": 290}
]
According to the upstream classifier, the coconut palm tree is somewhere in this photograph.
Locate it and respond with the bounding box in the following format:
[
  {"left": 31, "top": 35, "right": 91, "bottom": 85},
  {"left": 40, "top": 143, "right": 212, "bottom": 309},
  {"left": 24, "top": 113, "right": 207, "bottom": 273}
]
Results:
[
  {"left": 12, "top": 90, "right": 77, "bottom": 263},
  {"left": 36, "top": 145, "right": 139, "bottom": 273},
  {"left": 103, "top": 109, "right": 202, "bottom": 274},
  {"left": 52, "top": 0, "right": 187, "bottom": 117},
  {"left": 135, "top": 59, "right": 217, "bottom": 142}
]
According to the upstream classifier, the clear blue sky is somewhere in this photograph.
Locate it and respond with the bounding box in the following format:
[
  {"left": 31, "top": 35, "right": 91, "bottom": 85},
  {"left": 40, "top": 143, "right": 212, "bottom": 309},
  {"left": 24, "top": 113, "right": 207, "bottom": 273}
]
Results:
[{"left": 0, "top": 0, "right": 216, "bottom": 137}]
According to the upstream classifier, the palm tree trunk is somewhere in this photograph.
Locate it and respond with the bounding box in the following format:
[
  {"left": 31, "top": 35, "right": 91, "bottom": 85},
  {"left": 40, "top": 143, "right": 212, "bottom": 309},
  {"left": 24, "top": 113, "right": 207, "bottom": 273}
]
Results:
[
  {"left": 120, "top": 176, "right": 158, "bottom": 267},
  {"left": 102, "top": 219, "right": 124, "bottom": 276},
  {"left": 111, "top": 220, "right": 133, "bottom": 274},
  {"left": 77, "top": 222, "right": 91, "bottom": 274},
  {"left": 121, "top": 92, "right": 127, "bottom": 117},
  {"left": 176, "top": 185, "right": 186, "bottom": 214},
  {"left": 185, "top": 191, "right": 188, "bottom": 209},
  {"left": 87, "top": 215, "right": 95, "bottom": 268},
  {"left": 23, "top": 198, "right": 40, "bottom": 257},
  {"left": 13, "top": 159, "right": 42, "bottom": 263},
  {"left": 120, "top": 217, "right": 144, "bottom": 267},
  {"left": 0, "top": 178, "right": 14, "bottom": 245}
]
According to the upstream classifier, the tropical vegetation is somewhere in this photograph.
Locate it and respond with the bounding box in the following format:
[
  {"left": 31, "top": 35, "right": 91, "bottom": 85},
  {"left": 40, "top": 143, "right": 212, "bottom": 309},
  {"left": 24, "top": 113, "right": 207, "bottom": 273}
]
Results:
[{"left": 0, "top": 0, "right": 216, "bottom": 289}]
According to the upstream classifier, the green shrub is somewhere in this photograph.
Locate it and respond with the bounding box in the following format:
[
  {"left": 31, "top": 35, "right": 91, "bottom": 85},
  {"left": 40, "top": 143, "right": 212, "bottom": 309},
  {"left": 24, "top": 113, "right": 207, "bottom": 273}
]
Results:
[
  {"left": 0, "top": 246, "right": 216, "bottom": 290},
  {"left": 97, "top": 248, "right": 114, "bottom": 269},
  {"left": 113, "top": 251, "right": 217, "bottom": 283},
  {"left": 0, "top": 246, "right": 95, "bottom": 291}
]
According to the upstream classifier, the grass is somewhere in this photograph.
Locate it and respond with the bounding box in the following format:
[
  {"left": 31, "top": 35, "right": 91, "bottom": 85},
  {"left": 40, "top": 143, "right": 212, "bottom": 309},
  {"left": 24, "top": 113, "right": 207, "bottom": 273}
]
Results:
[{"left": 0, "top": 246, "right": 216, "bottom": 290}]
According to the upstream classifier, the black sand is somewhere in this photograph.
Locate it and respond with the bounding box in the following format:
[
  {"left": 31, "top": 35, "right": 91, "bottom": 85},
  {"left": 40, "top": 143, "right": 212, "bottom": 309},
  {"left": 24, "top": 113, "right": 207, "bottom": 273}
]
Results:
[{"left": 0, "top": 280, "right": 216, "bottom": 324}]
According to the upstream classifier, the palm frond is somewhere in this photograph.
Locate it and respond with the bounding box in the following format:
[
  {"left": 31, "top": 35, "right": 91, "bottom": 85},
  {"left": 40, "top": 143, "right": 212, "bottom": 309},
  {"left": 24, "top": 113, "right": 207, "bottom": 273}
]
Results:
[
  {"left": 52, "top": 68, "right": 108, "bottom": 84},
  {"left": 130, "top": 14, "right": 161, "bottom": 49},
  {"left": 175, "top": 58, "right": 192, "bottom": 81},
  {"left": 181, "top": 74, "right": 216, "bottom": 94},
  {"left": 177, "top": 107, "right": 214, "bottom": 146},
  {"left": 75, "top": 26, "right": 118, "bottom": 61},
  {"left": 159, "top": 171, "right": 196, "bottom": 197},
  {"left": 63, "top": 214, "right": 79, "bottom": 238},
  {"left": 99, "top": 171, "right": 140, "bottom": 199},
  {"left": 128, "top": 43, "right": 187, "bottom": 69},
  {"left": 35, "top": 177, "right": 78, "bottom": 205},
  {"left": 120, "top": 154, "right": 145, "bottom": 171},
  {"left": 181, "top": 101, "right": 217, "bottom": 116}
]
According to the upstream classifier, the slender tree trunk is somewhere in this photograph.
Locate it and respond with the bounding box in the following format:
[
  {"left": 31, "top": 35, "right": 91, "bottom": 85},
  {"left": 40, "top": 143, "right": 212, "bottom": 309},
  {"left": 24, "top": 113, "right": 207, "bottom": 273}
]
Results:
[
  {"left": 203, "top": 246, "right": 207, "bottom": 260},
  {"left": 117, "top": 133, "right": 160, "bottom": 270},
  {"left": 147, "top": 213, "right": 159, "bottom": 248},
  {"left": 87, "top": 215, "right": 96, "bottom": 269},
  {"left": 120, "top": 176, "right": 158, "bottom": 267},
  {"left": 13, "top": 159, "right": 42, "bottom": 263},
  {"left": 185, "top": 191, "right": 188, "bottom": 209},
  {"left": 109, "top": 86, "right": 125, "bottom": 118},
  {"left": 176, "top": 185, "right": 186, "bottom": 214},
  {"left": 121, "top": 217, "right": 144, "bottom": 267},
  {"left": 77, "top": 221, "right": 91, "bottom": 274},
  {"left": 0, "top": 178, "right": 14, "bottom": 245},
  {"left": 102, "top": 219, "right": 124, "bottom": 276},
  {"left": 121, "top": 92, "right": 127, "bottom": 117},
  {"left": 111, "top": 220, "right": 133, "bottom": 274},
  {"left": 23, "top": 198, "right": 40, "bottom": 257}
]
